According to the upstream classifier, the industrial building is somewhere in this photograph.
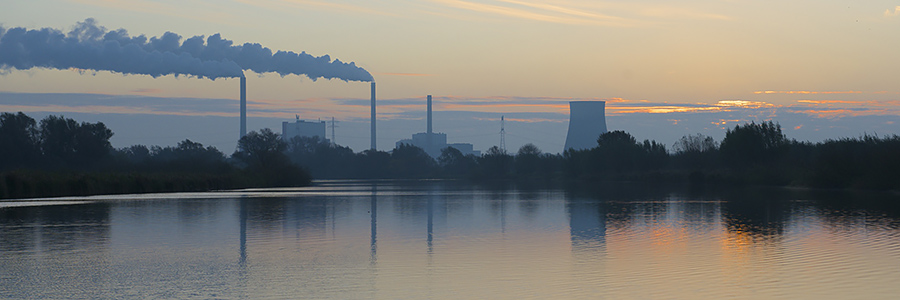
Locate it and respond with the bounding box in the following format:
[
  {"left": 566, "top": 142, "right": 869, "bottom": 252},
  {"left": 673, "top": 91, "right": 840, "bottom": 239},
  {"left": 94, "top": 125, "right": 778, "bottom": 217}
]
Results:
[
  {"left": 564, "top": 101, "right": 608, "bottom": 151},
  {"left": 396, "top": 95, "right": 480, "bottom": 158},
  {"left": 282, "top": 115, "right": 328, "bottom": 143}
]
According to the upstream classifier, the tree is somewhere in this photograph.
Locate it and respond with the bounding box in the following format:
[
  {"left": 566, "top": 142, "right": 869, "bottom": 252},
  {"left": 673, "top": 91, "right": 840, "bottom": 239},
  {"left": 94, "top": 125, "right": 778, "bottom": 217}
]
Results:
[
  {"left": 515, "top": 143, "right": 542, "bottom": 177},
  {"left": 673, "top": 133, "right": 717, "bottom": 154},
  {"left": 233, "top": 128, "right": 287, "bottom": 169},
  {"left": 593, "top": 130, "right": 643, "bottom": 173},
  {"left": 355, "top": 149, "right": 391, "bottom": 178},
  {"left": 672, "top": 133, "right": 717, "bottom": 170},
  {"left": 285, "top": 136, "right": 355, "bottom": 178},
  {"left": 438, "top": 146, "right": 476, "bottom": 178},
  {"left": 478, "top": 146, "right": 513, "bottom": 178},
  {"left": 39, "top": 115, "right": 113, "bottom": 168},
  {"left": 390, "top": 143, "right": 436, "bottom": 178},
  {"left": 233, "top": 128, "right": 308, "bottom": 186},
  {"left": 0, "top": 112, "right": 40, "bottom": 170},
  {"left": 720, "top": 121, "right": 787, "bottom": 167}
]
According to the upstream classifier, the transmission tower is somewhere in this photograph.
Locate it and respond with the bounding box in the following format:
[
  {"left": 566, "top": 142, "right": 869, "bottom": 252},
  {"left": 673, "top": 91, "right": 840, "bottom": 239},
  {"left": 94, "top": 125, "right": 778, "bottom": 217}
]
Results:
[
  {"left": 328, "top": 117, "right": 338, "bottom": 146},
  {"left": 500, "top": 115, "right": 506, "bottom": 152}
]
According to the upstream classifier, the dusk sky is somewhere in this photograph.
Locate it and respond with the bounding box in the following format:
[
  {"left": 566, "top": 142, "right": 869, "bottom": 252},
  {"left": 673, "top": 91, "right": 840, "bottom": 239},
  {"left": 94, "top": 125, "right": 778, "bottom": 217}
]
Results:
[{"left": 2, "top": 0, "right": 899, "bottom": 154}]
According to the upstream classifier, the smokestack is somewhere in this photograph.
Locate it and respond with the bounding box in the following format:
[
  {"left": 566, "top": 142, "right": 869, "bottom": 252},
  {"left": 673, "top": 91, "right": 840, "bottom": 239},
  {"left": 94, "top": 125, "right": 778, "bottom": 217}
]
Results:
[
  {"left": 240, "top": 76, "right": 247, "bottom": 138},
  {"left": 370, "top": 82, "right": 376, "bottom": 150},
  {"left": 427, "top": 95, "right": 433, "bottom": 154},
  {"left": 427, "top": 95, "right": 433, "bottom": 134},
  {"left": 564, "top": 101, "right": 607, "bottom": 151}
]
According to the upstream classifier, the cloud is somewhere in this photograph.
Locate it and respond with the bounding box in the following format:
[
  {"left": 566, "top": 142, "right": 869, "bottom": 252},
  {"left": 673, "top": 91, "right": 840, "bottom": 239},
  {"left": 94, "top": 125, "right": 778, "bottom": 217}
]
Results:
[
  {"left": 233, "top": 0, "right": 395, "bottom": 17},
  {"left": 131, "top": 88, "right": 163, "bottom": 94},
  {"left": 886, "top": 6, "right": 900, "bottom": 17},
  {"left": 431, "top": 0, "right": 642, "bottom": 27},
  {"left": 754, "top": 90, "right": 864, "bottom": 95},
  {"left": 67, "top": 0, "right": 240, "bottom": 25},
  {"left": 377, "top": 72, "right": 435, "bottom": 77}
]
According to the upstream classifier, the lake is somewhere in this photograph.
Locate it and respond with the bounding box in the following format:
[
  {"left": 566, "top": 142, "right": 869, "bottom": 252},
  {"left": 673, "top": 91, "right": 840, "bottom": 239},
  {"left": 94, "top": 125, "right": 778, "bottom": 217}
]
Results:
[{"left": 2, "top": 180, "right": 899, "bottom": 299}]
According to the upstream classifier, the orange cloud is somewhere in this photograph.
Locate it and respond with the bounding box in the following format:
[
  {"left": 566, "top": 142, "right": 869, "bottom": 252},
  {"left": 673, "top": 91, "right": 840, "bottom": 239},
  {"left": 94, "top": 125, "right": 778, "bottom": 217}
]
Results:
[
  {"left": 712, "top": 119, "right": 743, "bottom": 126},
  {"left": 607, "top": 106, "right": 723, "bottom": 115},
  {"left": 796, "top": 100, "right": 900, "bottom": 107},
  {"left": 716, "top": 100, "right": 776, "bottom": 108},
  {"left": 792, "top": 109, "right": 895, "bottom": 119},
  {"left": 886, "top": 6, "right": 900, "bottom": 17}
]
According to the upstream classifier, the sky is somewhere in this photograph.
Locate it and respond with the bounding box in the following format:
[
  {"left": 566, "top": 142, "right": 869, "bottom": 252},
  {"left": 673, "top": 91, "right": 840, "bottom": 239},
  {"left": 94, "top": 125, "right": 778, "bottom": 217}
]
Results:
[{"left": 1, "top": 0, "right": 899, "bottom": 154}]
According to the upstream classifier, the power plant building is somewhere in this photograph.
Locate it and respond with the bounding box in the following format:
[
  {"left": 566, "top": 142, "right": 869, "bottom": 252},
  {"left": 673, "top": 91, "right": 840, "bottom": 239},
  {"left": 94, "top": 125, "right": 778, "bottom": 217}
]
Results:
[
  {"left": 282, "top": 115, "right": 328, "bottom": 143},
  {"left": 564, "top": 101, "right": 608, "bottom": 151},
  {"left": 395, "top": 95, "right": 480, "bottom": 158}
]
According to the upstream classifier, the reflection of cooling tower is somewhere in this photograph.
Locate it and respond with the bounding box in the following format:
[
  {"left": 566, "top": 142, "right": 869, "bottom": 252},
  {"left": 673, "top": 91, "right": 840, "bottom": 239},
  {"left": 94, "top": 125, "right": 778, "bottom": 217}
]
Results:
[{"left": 564, "top": 101, "right": 607, "bottom": 151}]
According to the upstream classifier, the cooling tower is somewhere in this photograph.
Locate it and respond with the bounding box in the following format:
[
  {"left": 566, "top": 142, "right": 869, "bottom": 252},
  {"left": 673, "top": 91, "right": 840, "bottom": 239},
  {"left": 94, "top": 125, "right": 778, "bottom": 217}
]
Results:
[
  {"left": 240, "top": 76, "right": 247, "bottom": 138},
  {"left": 370, "top": 82, "right": 376, "bottom": 150},
  {"left": 564, "top": 101, "right": 607, "bottom": 151}
]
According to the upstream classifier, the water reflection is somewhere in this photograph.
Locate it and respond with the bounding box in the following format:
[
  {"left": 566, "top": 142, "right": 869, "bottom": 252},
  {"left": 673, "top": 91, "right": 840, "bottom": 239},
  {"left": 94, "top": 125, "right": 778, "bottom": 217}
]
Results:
[{"left": 2, "top": 181, "right": 900, "bottom": 299}]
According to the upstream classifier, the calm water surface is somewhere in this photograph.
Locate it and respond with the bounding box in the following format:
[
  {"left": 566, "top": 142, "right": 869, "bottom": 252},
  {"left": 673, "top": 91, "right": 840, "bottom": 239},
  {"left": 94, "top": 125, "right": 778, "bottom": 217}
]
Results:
[{"left": 2, "top": 180, "right": 900, "bottom": 299}]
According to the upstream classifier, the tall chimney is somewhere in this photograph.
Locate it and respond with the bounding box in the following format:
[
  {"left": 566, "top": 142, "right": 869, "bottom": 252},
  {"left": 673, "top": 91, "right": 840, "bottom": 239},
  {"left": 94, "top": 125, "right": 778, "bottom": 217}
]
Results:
[
  {"left": 427, "top": 95, "right": 433, "bottom": 134},
  {"left": 370, "top": 82, "right": 376, "bottom": 150},
  {"left": 426, "top": 94, "right": 433, "bottom": 155},
  {"left": 240, "top": 76, "right": 247, "bottom": 138}
]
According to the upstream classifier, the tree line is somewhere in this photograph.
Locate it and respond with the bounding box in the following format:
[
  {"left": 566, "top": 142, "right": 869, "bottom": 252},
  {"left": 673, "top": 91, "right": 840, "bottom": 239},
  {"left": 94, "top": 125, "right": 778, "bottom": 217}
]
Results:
[
  {"left": 0, "top": 112, "right": 309, "bottom": 198},
  {"left": 284, "top": 120, "right": 900, "bottom": 191},
  {"left": 3, "top": 111, "right": 899, "bottom": 198}
]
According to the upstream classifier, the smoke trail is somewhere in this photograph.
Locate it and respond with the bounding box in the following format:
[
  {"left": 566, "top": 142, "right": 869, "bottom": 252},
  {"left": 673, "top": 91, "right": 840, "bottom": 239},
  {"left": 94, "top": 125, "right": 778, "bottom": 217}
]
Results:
[{"left": 0, "top": 19, "right": 373, "bottom": 82}]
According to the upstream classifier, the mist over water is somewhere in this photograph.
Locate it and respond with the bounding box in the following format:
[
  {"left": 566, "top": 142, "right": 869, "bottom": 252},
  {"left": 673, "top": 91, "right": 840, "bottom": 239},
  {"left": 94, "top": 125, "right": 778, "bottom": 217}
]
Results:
[{"left": 1, "top": 181, "right": 899, "bottom": 299}]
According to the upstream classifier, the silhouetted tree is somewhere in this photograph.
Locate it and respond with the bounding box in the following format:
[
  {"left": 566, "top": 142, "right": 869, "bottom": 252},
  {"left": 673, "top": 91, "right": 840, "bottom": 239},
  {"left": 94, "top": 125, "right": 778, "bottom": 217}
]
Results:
[
  {"left": 233, "top": 128, "right": 287, "bottom": 169},
  {"left": 478, "top": 146, "right": 513, "bottom": 179},
  {"left": 720, "top": 121, "right": 787, "bottom": 167},
  {"left": 672, "top": 133, "right": 718, "bottom": 170},
  {"left": 0, "top": 112, "right": 40, "bottom": 170},
  {"left": 593, "top": 130, "right": 643, "bottom": 173},
  {"left": 640, "top": 139, "right": 667, "bottom": 170},
  {"left": 515, "top": 143, "right": 542, "bottom": 177},
  {"left": 39, "top": 115, "right": 113, "bottom": 169},
  {"left": 233, "top": 128, "right": 308, "bottom": 186},
  {"left": 438, "top": 147, "right": 477, "bottom": 178},
  {"left": 355, "top": 149, "right": 391, "bottom": 178},
  {"left": 390, "top": 143, "right": 437, "bottom": 178},
  {"left": 285, "top": 136, "right": 355, "bottom": 178}
]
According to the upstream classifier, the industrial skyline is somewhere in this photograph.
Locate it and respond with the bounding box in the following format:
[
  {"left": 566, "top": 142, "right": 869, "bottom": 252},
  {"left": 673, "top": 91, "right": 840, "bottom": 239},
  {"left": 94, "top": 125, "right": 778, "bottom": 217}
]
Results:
[{"left": 3, "top": 2, "right": 900, "bottom": 154}]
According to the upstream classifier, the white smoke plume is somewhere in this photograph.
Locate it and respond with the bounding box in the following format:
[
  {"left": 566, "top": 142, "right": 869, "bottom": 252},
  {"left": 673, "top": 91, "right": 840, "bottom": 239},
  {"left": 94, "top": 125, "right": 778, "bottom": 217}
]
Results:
[{"left": 0, "top": 18, "right": 373, "bottom": 82}]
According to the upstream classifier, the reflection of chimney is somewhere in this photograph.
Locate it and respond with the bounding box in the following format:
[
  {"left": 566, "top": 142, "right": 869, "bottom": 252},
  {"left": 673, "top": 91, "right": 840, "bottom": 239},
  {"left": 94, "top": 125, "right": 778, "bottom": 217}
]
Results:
[
  {"left": 240, "top": 77, "right": 247, "bottom": 138},
  {"left": 370, "top": 82, "right": 376, "bottom": 150}
]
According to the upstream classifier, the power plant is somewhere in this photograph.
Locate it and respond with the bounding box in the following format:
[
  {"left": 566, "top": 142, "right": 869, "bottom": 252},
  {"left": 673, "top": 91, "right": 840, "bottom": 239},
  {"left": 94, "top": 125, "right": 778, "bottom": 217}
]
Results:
[
  {"left": 282, "top": 115, "right": 328, "bottom": 143},
  {"left": 564, "top": 101, "right": 608, "bottom": 151},
  {"left": 396, "top": 95, "right": 480, "bottom": 157}
]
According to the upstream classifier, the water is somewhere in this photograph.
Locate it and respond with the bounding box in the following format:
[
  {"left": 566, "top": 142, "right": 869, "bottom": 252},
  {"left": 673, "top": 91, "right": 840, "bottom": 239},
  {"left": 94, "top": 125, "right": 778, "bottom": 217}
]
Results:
[{"left": 2, "top": 180, "right": 899, "bottom": 299}]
